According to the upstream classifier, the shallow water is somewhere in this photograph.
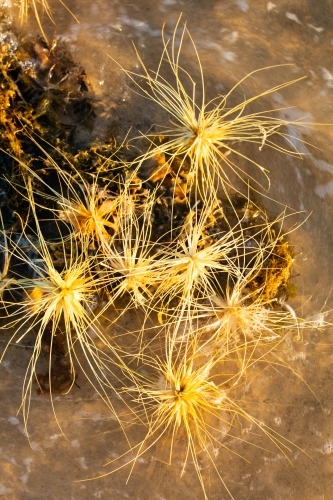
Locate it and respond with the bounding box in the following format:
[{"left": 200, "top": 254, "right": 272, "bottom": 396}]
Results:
[{"left": 1, "top": 0, "right": 333, "bottom": 499}]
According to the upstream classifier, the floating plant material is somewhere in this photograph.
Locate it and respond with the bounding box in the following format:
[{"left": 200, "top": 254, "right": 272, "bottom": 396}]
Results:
[
  {"left": 0, "top": 133, "right": 304, "bottom": 443},
  {"left": 0, "top": 28, "right": 101, "bottom": 228},
  {"left": 0, "top": 190, "right": 130, "bottom": 434},
  {"left": 6, "top": 135, "right": 152, "bottom": 248},
  {"left": 0, "top": 17, "right": 331, "bottom": 500},
  {"left": 90, "top": 335, "right": 313, "bottom": 500},
  {"left": 0, "top": 31, "right": 96, "bottom": 157},
  {"left": 109, "top": 15, "right": 316, "bottom": 202}
]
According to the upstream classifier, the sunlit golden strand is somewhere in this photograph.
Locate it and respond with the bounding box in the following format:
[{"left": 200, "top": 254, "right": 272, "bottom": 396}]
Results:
[
  {"left": 192, "top": 243, "right": 330, "bottom": 374},
  {"left": 98, "top": 186, "right": 166, "bottom": 319},
  {"left": 151, "top": 236, "right": 243, "bottom": 349},
  {"left": 85, "top": 338, "right": 310, "bottom": 500},
  {"left": 136, "top": 71, "right": 305, "bottom": 148},
  {"left": 0, "top": 212, "right": 15, "bottom": 299},
  {"left": 108, "top": 16, "right": 313, "bottom": 201},
  {"left": 139, "top": 45, "right": 307, "bottom": 142},
  {"left": 4, "top": 133, "right": 130, "bottom": 251},
  {"left": 85, "top": 345, "right": 235, "bottom": 499},
  {"left": 1, "top": 229, "right": 102, "bottom": 336},
  {"left": 157, "top": 216, "right": 240, "bottom": 285},
  {"left": 0, "top": 186, "right": 134, "bottom": 436},
  {"left": 16, "top": 312, "right": 125, "bottom": 435},
  {"left": 151, "top": 205, "right": 299, "bottom": 347},
  {"left": 2, "top": 272, "right": 133, "bottom": 438},
  {"left": 18, "top": 0, "right": 80, "bottom": 42},
  {"left": 19, "top": 0, "right": 54, "bottom": 35},
  {"left": 225, "top": 205, "right": 304, "bottom": 275},
  {"left": 151, "top": 199, "right": 254, "bottom": 340},
  {"left": 58, "top": 186, "right": 120, "bottom": 248},
  {"left": 198, "top": 297, "right": 284, "bottom": 376},
  {"left": 157, "top": 207, "right": 297, "bottom": 353}
]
